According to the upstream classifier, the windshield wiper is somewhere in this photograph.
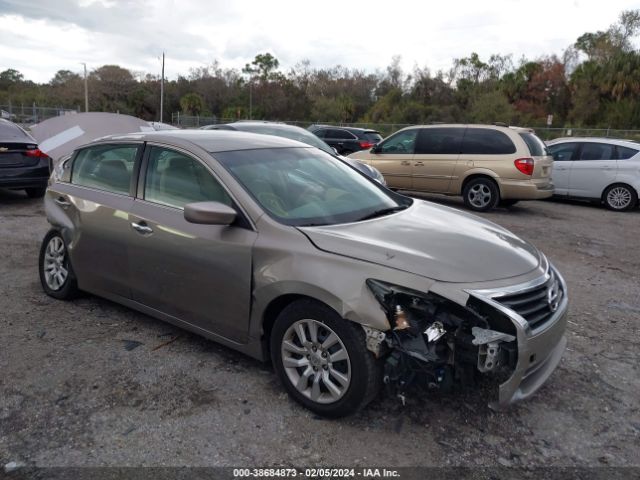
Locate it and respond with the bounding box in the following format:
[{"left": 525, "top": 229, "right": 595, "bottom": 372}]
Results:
[{"left": 356, "top": 205, "right": 407, "bottom": 222}]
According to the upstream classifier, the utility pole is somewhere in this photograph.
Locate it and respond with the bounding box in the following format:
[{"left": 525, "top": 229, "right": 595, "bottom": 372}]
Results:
[
  {"left": 160, "top": 52, "right": 165, "bottom": 123},
  {"left": 81, "top": 63, "right": 88, "bottom": 112},
  {"left": 249, "top": 78, "right": 252, "bottom": 120}
]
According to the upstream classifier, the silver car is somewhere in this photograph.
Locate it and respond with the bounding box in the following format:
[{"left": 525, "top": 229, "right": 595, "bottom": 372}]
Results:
[
  {"left": 547, "top": 137, "right": 640, "bottom": 211},
  {"left": 40, "top": 130, "right": 568, "bottom": 417}
]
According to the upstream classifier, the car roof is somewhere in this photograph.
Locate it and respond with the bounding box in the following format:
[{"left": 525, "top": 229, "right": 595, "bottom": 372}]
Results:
[
  {"left": 93, "top": 129, "right": 311, "bottom": 153},
  {"left": 395, "top": 124, "right": 534, "bottom": 134},
  {"left": 309, "top": 124, "right": 380, "bottom": 134},
  {"left": 547, "top": 137, "right": 640, "bottom": 148}
]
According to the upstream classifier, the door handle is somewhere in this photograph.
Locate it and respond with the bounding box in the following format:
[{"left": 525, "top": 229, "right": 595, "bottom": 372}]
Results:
[
  {"left": 54, "top": 196, "right": 71, "bottom": 208},
  {"left": 401, "top": 160, "right": 411, "bottom": 166},
  {"left": 414, "top": 162, "right": 424, "bottom": 166},
  {"left": 601, "top": 166, "right": 613, "bottom": 170},
  {"left": 131, "top": 221, "right": 153, "bottom": 235}
]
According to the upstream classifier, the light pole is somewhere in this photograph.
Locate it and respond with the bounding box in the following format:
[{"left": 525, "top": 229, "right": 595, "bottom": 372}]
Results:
[
  {"left": 160, "top": 52, "right": 165, "bottom": 123},
  {"left": 81, "top": 62, "right": 88, "bottom": 112}
]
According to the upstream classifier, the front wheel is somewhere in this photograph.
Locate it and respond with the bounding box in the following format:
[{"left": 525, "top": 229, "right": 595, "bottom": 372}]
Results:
[
  {"left": 39, "top": 230, "right": 79, "bottom": 300},
  {"left": 270, "top": 300, "right": 381, "bottom": 417},
  {"left": 603, "top": 184, "right": 637, "bottom": 211},
  {"left": 463, "top": 178, "right": 500, "bottom": 212}
]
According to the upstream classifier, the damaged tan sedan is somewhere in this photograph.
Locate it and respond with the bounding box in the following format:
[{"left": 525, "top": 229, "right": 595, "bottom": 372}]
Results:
[{"left": 40, "top": 130, "right": 568, "bottom": 417}]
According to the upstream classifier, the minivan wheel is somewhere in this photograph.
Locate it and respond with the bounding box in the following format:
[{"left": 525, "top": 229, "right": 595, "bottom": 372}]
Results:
[
  {"left": 603, "top": 184, "right": 637, "bottom": 211},
  {"left": 39, "top": 230, "right": 79, "bottom": 300},
  {"left": 270, "top": 299, "right": 381, "bottom": 417},
  {"left": 463, "top": 178, "right": 500, "bottom": 211}
]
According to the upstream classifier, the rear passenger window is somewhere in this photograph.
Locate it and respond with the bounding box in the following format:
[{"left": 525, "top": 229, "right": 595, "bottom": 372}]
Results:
[
  {"left": 415, "top": 128, "right": 465, "bottom": 154},
  {"left": 616, "top": 146, "right": 639, "bottom": 160},
  {"left": 325, "top": 129, "right": 354, "bottom": 139},
  {"left": 144, "top": 147, "right": 231, "bottom": 209},
  {"left": 519, "top": 132, "right": 549, "bottom": 156},
  {"left": 71, "top": 144, "right": 138, "bottom": 195},
  {"left": 579, "top": 143, "right": 615, "bottom": 161},
  {"left": 461, "top": 129, "right": 516, "bottom": 155}
]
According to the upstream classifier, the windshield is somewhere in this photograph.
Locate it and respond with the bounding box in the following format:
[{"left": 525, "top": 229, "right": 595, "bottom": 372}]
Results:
[
  {"left": 215, "top": 147, "right": 406, "bottom": 226},
  {"left": 236, "top": 124, "right": 335, "bottom": 155}
]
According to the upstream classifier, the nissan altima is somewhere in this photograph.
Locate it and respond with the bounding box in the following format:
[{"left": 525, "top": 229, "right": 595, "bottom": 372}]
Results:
[{"left": 40, "top": 130, "right": 568, "bottom": 417}]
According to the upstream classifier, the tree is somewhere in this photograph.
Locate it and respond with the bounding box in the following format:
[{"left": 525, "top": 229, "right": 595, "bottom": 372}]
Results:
[
  {"left": 180, "top": 92, "right": 204, "bottom": 115},
  {"left": 243, "top": 53, "right": 280, "bottom": 81}
]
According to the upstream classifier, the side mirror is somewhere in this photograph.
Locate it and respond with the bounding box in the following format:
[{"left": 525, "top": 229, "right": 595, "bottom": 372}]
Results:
[
  {"left": 184, "top": 201, "right": 237, "bottom": 225},
  {"left": 371, "top": 145, "right": 381, "bottom": 154}
]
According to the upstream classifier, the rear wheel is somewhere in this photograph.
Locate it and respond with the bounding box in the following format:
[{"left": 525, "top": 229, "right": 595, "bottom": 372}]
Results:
[
  {"left": 270, "top": 299, "right": 381, "bottom": 417},
  {"left": 603, "top": 184, "right": 637, "bottom": 211},
  {"left": 39, "top": 230, "right": 79, "bottom": 300},
  {"left": 463, "top": 177, "right": 500, "bottom": 212},
  {"left": 25, "top": 187, "right": 46, "bottom": 198}
]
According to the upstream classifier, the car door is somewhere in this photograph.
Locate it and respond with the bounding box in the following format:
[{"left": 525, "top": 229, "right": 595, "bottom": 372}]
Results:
[
  {"left": 368, "top": 129, "right": 417, "bottom": 190},
  {"left": 614, "top": 144, "right": 640, "bottom": 186},
  {"left": 49, "top": 142, "right": 141, "bottom": 298},
  {"left": 412, "top": 127, "right": 464, "bottom": 193},
  {"left": 548, "top": 142, "right": 579, "bottom": 196},
  {"left": 127, "top": 145, "right": 257, "bottom": 343},
  {"left": 569, "top": 142, "right": 618, "bottom": 198}
]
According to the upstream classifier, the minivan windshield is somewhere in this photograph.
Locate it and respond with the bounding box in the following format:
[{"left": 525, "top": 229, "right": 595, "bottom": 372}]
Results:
[{"left": 215, "top": 147, "right": 408, "bottom": 226}]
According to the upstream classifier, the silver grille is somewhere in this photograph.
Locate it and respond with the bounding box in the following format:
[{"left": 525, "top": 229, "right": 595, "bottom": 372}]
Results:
[{"left": 495, "top": 270, "right": 563, "bottom": 330}]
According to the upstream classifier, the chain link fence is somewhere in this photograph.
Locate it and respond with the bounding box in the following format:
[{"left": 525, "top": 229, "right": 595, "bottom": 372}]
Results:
[{"left": 1, "top": 104, "right": 78, "bottom": 125}]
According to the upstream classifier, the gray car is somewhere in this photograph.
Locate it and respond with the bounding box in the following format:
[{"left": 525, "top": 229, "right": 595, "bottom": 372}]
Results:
[{"left": 40, "top": 130, "right": 568, "bottom": 417}]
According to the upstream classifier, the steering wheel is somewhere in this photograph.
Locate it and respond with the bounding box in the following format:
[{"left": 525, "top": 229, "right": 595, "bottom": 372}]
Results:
[{"left": 257, "top": 192, "right": 289, "bottom": 217}]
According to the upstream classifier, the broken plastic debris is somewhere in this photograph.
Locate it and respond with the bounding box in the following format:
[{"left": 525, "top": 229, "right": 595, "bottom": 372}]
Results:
[{"left": 424, "top": 321, "right": 446, "bottom": 342}]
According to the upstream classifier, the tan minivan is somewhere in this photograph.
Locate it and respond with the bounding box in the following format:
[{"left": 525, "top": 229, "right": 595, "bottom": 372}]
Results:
[{"left": 349, "top": 124, "right": 554, "bottom": 211}]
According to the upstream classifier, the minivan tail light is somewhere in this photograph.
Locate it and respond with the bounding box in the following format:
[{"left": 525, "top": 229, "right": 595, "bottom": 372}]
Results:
[
  {"left": 514, "top": 158, "right": 534, "bottom": 175},
  {"left": 25, "top": 148, "right": 50, "bottom": 158},
  {"left": 359, "top": 141, "right": 375, "bottom": 149}
]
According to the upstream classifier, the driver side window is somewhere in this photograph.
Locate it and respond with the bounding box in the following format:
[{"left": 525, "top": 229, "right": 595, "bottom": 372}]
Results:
[
  {"left": 144, "top": 147, "right": 231, "bottom": 209},
  {"left": 380, "top": 130, "right": 418, "bottom": 154}
]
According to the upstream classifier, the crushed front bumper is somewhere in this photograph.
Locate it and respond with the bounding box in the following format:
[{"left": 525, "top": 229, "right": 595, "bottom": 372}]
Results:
[{"left": 467, "top": 266, "right": 569, "bottom": 409}]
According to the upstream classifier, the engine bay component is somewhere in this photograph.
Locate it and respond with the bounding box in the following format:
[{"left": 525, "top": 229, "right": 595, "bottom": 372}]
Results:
[
  {"left": 362, "top": 325, "right": 386, "bottom": 358},
  {"left": 424, "top": 321, "right": 446, "bottom": 343},
  {"left": 366, "top": 279, "right": 518, "bottom": 403},
  {"left": 471, "top": 326, "right": 515, "bottom": 346}
]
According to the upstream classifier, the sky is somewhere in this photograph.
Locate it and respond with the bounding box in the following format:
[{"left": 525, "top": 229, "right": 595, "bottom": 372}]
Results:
[{"left": 1, "top": 0, "right": 639, "bottom": 83}]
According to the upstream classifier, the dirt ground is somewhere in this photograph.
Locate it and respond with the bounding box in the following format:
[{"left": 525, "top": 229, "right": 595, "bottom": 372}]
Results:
[{"left": 1, "top": 188, "right": 639, "bottom": 469}]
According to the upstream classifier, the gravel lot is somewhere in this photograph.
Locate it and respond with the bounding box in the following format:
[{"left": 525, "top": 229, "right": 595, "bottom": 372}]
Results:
[{"left": 1, "top": 188, "right": 639, "bottom": 469}]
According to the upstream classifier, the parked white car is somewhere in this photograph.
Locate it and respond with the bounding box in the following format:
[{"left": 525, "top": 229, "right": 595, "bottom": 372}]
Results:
[{"left": 547, "top": 138, "right": 640, "bottom": 211}]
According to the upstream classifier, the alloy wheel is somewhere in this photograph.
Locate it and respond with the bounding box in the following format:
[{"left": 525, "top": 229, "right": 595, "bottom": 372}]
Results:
[
  {"left": 281, "top": 319, "right": 351, "bottom": 404},
  {"left": 468, "top": 183, "right": 492, "bottom": 209},
  {"left": 43, "top": 236, "right": 68, "bottom": 291},
  {"left": 606, "top": 186, "right": 632, "bottom": 210}
]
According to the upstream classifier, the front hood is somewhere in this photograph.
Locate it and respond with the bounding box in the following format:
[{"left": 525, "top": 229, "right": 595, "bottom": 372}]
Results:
[{"left": 299, "top": 200, "right": 541, "bottom": 283}]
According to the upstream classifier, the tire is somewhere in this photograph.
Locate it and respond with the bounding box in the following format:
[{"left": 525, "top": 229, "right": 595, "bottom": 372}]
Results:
[
  {"left": 499, "top": 199, "right": 519, "bottom": 208},
  {"left": 603, "top": 184, "right": 638, "bottom": 211},
  {"left": 39, "top": 230, "right": 79, "bottom": 300},
  {"left": 270, "top": 299, "right": 382, "bottom": 417},
  {"left": 463, "top": 177, "right": 500, "bottom": 212},
  {"left": 26, "top": 187, "right": 46, "bottom": 198}
]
